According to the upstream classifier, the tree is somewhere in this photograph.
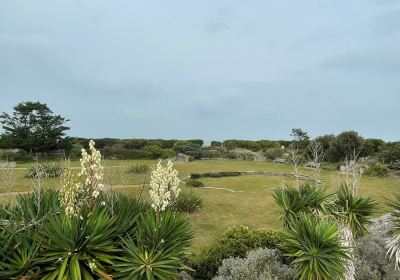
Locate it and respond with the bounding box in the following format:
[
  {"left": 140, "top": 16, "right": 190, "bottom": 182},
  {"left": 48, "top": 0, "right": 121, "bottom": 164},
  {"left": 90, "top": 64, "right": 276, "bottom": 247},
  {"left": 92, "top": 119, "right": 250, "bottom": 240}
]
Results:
[
  {"left": 290, "top": 128, "right": 310, "bottom": 149},
  {"left": 331, "top": 131, "right": 364, "bottom": 161},
  {"left": 0, "top": 101, "right": 70, "bottom": 153}
]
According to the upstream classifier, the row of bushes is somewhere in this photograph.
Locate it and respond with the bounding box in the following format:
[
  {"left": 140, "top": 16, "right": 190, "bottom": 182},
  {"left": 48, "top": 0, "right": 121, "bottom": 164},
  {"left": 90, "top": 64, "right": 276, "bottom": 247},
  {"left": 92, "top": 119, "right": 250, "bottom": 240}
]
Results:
[{"left": 191, "top": 172, "right": 242, "bottom": 179}]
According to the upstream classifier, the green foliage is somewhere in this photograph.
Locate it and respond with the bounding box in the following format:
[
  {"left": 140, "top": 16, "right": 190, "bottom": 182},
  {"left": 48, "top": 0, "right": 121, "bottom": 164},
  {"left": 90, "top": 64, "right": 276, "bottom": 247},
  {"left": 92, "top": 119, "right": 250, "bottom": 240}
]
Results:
[
  {"left": 185, "top": 179, "right": 205, "bottom": 188},
  {"left": 273, "top": 183, "right": 331, "bottom": 227},
  {"left": 365, "top": 164, "right": 389, "bottom": 177},
  {"left": 264, "top": 147, "right": 284, "bottom": 160},
  {"left": 211, "top": 141, "right": 222, "bottom": 147},
  {"left": 25, "top": 161, "right": 64, "bottom": 178},
  {"left": 190, "top": 226, "right": 284, "bottom": 280},
  {"left": 0, "top": 190, "right": 192, "bottom": 280},
  {"left": 331, "top": 131, "right": 365, "bottom": 161},
  {"left": 213, "top": 248, "right": 295, "bottom": 280},
  {"left": 333, "top": 184, "right": 377, "bottom": 238},
  {"left": 0, "top": 101, "right": 70, "bottom": 152},
  {"left": 36, "top": 207, "right": 119, "bottom": 279},
  {"left": 391, "top": 160, "right": 400, "bottom": 170},
  {"left": 115, "top": 210, "right": 193, "bottom": 280},
  {"left": 128, "top": 164, "right": 150, "bottom": 174},
  {"left": 173, "top": 191, "right": 203, "bottom": 213},
  {"left": 362, "top": 138, "right": 385, "bottom": 157},
  {"left": 379, "top": 142, "right": 400, "bottom": 163},
  {"left": 283, "top": 214, "right": 349, "bottom": 280},
  {"left": 190, "top": 172, "right": 242, "bottom": 179}
]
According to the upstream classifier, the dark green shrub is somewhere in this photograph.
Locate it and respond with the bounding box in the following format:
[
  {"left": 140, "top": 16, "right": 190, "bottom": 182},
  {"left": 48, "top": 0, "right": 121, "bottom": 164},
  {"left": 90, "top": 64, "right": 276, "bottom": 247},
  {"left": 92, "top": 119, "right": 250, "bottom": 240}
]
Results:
[
  {"left": 264, "top": 147, "right": 284, "bottom": 160},
  {"left": 390, "top": 160, "right": 400, "bottom": 170},
  {"left": 129, "top": 164, "right": 150, "bottom": 174},
  {"left": 203, "top": 172, "right": 242, "bottom": 178},
  {"left": 25, "top": 162, "right": 63, "bottom": 178},
  {"left": 190, "top": 173, "right": 201, "bottom": 179},
  {"left": 173, "top": 191, "right": 203, "bottom": 213},
  {"left": 365, "top": 164, "right": 389, "bottom": 177},
  {"left": 186, "top": 179, "right": 204, "bottom": 188},
  {"left": 190, "top": 226, "right": 284, "bottom": 280}
]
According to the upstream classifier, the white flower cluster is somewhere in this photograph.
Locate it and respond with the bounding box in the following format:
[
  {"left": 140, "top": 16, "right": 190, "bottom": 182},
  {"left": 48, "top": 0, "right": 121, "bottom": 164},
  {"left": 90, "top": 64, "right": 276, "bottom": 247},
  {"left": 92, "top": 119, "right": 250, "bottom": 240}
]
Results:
[
  {"left": 149, "top": 160, "right": 180, "bottom": 213},
  {"left": 59, "top": 161, "right": 81, "bottom": 216},
  {"left": 79, "top": 140, "right": 104, "bottom": 200},
  {"left": 59, "top": 140, "right": 104, "bottom": 216}
]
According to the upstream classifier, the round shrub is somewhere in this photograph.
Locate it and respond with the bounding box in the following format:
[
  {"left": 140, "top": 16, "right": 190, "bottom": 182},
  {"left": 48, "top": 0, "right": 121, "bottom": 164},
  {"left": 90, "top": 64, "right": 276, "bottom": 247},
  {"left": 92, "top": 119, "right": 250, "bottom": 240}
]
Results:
[
  {"left": 25, "top": 162, "right": 63, "bottom": 178},
  {"left": 190, "top": 226, "right": 285, "bottom": 280},
  {"left": 365, "top": 164, "right": 389, "bottom": 177},
  {"left": 213, "top": 248, "right": 295, "bottom": 280}
]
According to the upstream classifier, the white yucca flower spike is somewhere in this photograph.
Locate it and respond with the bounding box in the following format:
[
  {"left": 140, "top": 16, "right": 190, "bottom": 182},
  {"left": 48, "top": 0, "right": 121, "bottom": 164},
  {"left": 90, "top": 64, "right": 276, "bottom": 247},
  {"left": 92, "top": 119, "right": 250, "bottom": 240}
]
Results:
[{"left": 149, "top": 160, "right": 180, "bottom": 214}]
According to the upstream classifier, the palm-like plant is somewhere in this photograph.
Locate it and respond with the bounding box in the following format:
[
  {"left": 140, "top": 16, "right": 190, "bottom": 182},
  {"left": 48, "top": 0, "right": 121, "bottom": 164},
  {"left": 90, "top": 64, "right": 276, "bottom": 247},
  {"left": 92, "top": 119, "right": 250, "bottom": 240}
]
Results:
[
  {"left": 333, "top": 184, "right": 377, "bottom": 239},
  {"left": 386, "top": 193, "right": 400, "bottom": 277},
  {"left": 115, "top": 210, "right": 193, "bottom": 280},
  {"left": 333, "top": 184, "right": 377, "bottom": 280},
  {"left": 36, "top": 206, "right": 119, "bottom": 279},
  {"left": 273, "top": 183, "right": 331, "bottom": 227},
  {"left": 283, "top": 214, "right": 349, "bottom": 280}
]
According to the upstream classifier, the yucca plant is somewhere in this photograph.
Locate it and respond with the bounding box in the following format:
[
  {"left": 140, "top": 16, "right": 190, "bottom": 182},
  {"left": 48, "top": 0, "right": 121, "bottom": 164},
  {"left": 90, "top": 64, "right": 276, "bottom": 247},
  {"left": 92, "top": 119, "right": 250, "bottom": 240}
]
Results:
[
  {"left": 386, "top": 193, "right": 400, "bottom": 279},
  {"left": 333, "top": 184, "right": 377, "bottom": 239},
  {"left": 283, "top": 214, "right": 349, "bottom": 280},
  {"left": 36, "top": 206, "right": 119, "bottom": 279},
  {"left": 0, "top": 228, "right": 40, "bottom": 279},
  {"left": 115, "top": 210, "right": 193, "bottom": 280},
  {"left": 273, "top": 183, "right": 331, "bottom": 227}
]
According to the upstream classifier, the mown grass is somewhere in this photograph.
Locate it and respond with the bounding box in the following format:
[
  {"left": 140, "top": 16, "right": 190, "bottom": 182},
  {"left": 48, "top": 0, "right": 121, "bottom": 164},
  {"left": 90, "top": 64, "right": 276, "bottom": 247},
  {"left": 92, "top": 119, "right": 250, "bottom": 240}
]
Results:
[{"left": 1, "top": 159, "right": 400, "bottom": 249}]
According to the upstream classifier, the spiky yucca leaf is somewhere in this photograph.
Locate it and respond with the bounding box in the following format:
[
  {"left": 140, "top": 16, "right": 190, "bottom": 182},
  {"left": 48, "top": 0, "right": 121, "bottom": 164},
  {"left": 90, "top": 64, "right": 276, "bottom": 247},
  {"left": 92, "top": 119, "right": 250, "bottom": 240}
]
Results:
[
  {"left": 273, "top": 183, "right": 331, "bottom": 227},
  {"left": 334, "top": 184, "right": 377, "bottom": 238},
  {"left": 115, "top": 210, "right": 193, "bottom": 280},
  {"left": 283, "top": 214, "right": 349, "bottom": 280},
  {"left": 36, "top": 206, "right": 118, "bottom": 279}
]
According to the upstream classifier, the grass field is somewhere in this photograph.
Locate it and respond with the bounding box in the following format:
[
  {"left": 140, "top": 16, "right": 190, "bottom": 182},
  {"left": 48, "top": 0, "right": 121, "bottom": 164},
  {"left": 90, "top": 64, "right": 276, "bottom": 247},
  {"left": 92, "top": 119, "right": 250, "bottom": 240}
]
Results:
[{"left": 1, "top": 159, "right": 400, "bottom": 249}]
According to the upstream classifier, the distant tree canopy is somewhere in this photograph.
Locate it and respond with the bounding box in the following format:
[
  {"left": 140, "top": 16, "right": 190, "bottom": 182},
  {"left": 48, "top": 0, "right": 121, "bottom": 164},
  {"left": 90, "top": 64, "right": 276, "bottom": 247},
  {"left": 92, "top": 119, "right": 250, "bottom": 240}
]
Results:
[{"left": 0, "top": 101, "right": 70, "bottom": 153}]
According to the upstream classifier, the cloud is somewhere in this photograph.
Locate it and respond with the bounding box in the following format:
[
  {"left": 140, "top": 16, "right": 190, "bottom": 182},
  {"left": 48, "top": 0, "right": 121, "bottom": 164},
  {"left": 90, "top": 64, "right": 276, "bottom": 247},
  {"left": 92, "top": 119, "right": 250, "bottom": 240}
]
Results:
[
  {"left": 321, "top": 51, "right": 400, "bottom": 74},
  {"left": 205, "top": 21, "right": 230, "bottom": 34},
  {"left": 374, "top": 9, "right": 400, "bottom": 36}
]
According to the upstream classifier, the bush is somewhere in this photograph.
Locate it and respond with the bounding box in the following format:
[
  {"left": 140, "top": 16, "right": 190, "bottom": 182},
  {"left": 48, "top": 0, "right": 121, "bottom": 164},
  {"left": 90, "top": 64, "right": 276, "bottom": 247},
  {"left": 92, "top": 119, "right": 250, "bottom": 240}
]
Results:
[
  {"left": 213, "top": 248, "right": 295, "bottom": 280},
  {"left": 128, "top": 164, "right": 150, "bottom": 174},
  {"left": 25, "top": 161, "right": 63, "bottom": 178},
  {"left": 365, "top": 164, "right": 389, "bottom": 177},
  {"left": 390, "top": 160, "right": 400, "bottom": 170},
  {"left": 264, "top": 147, "right": 284, "bottom": 160},
  {"left": 0, "top": 190, "right": 192, "bottom": 280},
  {"left": 186, "top": 179, "right": 204, "bottom": 188},
  {"left": 173, "top": 191, "right": 203, "bottom": 213},
  {"left": 190, "top": 226, "right": 285, "bottom": 280},
  {"left": 190, "top": 173, "right": 201, "bottom": 179},
  {"left": 191, "top": 172, "right": 242, "bottom": 179}
]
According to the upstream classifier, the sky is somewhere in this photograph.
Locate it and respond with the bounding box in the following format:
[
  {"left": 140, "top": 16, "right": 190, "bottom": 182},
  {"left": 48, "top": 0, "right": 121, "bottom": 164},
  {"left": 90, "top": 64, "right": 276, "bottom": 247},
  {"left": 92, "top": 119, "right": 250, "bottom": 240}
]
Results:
[{"left": 1, "top": 0, "right": 399, "bottom": 141}]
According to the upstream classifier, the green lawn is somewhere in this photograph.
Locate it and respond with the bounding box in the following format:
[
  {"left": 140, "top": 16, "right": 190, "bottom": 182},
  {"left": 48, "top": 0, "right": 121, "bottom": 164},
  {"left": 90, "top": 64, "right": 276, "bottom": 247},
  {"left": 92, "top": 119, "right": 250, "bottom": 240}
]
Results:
[{"left": 1, "top": 159, "right": 400, "bottom": 250}]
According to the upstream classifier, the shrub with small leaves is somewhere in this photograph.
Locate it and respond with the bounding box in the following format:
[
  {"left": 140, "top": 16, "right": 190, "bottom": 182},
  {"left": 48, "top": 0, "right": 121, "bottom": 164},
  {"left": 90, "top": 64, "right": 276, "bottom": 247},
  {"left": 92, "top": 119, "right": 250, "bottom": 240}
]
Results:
[
  {"left": 25, "top": 161, "right": 63, "bottom": 178},
  {"left": 213, "top": 248, "right": 295, "bottom": 280}
]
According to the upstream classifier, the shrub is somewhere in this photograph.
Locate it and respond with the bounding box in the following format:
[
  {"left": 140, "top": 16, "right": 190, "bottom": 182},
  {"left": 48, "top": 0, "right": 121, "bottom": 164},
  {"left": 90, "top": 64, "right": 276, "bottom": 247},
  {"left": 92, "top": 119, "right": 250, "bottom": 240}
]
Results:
[
  {"left": 213, "top": 248, "right": 295, "bottom": 280},
  {"left": 191, "top": 172, "right": 242, "bottom": 179},
  {"left": 186, "top": 179, "right": 204, "bottom": 188},
  {"left": 173, "top": 191, "right": 203, "bottom": 213},
  {"left": 190, "top": 226, "right": 285, "bottom": 280},
  {"left": 129, "top": 164, "right": 150, "bottom": 174},
  {"left": 25, "top": 161, "right": 63, "bottom": 178},
  {"left": 264, "top": 147, "right": 284, "bottom": 160},
  {"left": 390, "top": 160, "right": 400, "bottom": 170},
  {"left": 365, "top": 164, "right": 389, "bottom": 177},
  {"left": 0, "top": 190, "right": 192, "bottom": 280}
]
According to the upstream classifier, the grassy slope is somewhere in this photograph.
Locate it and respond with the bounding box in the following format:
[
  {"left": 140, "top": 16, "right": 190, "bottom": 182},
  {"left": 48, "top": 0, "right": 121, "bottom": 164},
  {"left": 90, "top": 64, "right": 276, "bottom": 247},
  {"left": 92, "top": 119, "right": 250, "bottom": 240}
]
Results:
[{"left": 1, "top": 159, "right": 400, "bottom": 249}]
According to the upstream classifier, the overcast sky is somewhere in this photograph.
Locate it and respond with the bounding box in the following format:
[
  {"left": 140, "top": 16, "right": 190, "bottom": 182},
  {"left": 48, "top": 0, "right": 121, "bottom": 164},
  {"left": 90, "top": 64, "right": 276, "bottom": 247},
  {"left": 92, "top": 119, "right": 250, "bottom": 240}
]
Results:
[{"left": 1, "top": 0, "right": 399, "bottom": 141}]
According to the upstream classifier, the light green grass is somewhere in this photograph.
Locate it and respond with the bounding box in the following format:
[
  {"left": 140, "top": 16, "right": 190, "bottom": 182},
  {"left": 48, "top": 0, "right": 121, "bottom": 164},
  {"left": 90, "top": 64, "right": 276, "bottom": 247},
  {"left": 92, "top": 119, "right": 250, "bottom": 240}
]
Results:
[{"left": 1, "top": 159, "right": 400, "bottom": 249}]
